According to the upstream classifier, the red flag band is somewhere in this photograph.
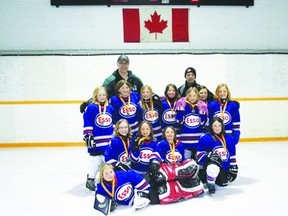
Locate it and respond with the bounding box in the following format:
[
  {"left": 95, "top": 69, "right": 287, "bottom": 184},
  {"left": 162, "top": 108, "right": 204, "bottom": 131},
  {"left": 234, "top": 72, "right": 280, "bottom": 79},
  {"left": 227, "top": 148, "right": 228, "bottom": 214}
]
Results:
[{"left": 123, "top": 8, "right": 189, "bottom": 43}]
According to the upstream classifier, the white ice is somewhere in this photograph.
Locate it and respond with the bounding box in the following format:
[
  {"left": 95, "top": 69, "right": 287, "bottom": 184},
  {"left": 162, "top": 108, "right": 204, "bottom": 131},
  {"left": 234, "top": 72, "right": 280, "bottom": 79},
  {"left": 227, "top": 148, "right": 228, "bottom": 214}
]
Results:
[{"left": 0, "top": 142, "right": 288, "bottom": 216}]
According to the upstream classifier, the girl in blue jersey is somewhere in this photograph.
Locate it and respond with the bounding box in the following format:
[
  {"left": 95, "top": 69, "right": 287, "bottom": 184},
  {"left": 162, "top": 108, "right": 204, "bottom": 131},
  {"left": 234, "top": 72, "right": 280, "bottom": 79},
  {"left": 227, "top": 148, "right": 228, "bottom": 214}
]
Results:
[
  {"left": 109, "top": 80, "right": 140, "bottom": 136},
  {"left": 137, "top": 85, "right": 163, "bottom": 141},
  {"left": 83, "top": 86, "right": 114, "bottom": 191},
  {"left": 197, "top": 117, "right": 238, "bottom": 194},
  {"left": 161, "top": 84, "right": 181, "bottom": 133},
  {"left": 152, "top": 126, "right": 185, "bottom": 163},
  {"left": 104, "top": 119, "right": 133, "bottom": 171},
  {"left": 175, "top": 87, "right": 208, "bottom": 161},
  {"left": 95, "top": 163, "right": 150, "bottom": 211},
  {"left": 208, "top": 83, "right": 241, "bottom": 144},
  {"left": 129, "top": 121, "right": 158, "bottom": 175}
]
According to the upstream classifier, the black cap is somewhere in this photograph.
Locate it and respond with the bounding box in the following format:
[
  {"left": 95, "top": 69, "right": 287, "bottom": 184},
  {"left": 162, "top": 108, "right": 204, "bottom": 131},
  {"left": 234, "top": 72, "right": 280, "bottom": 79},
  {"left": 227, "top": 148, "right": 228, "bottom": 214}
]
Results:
[
  {"left": 117, "top": 55, "right": 129, "bottom": 64},
  {"left": 184, "top": 67, "right": 196, "bottom": 78}
]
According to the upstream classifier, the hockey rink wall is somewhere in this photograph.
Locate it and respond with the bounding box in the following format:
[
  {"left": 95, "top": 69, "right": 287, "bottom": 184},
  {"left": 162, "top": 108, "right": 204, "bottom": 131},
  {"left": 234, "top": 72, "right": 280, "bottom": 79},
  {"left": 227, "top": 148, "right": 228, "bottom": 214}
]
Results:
[{"left": 0, "top": 1, "right": 288, "bottom": 146}]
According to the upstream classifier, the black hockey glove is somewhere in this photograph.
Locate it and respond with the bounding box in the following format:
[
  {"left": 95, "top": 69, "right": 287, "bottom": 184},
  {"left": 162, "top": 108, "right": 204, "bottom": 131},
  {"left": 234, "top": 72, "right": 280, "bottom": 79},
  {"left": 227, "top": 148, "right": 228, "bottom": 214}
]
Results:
[
  {"left": 80, "top": 102, "right": 88, "bottom": 113},
  {"left": 148, "top": 160, "right": 160, "bottom": 178},
  {"left": 228, "top": 165, "right": 238, "bottom": 182},
  {"left": 132, "top": 136, "right": 141, "bottom": 151},
  {"left": 114, "top": 162, "right": 131, "bottom": 171},
  {"left": 110, "top": 199, "right": 117, "bottom": 212},
  {"left": 83, "top": 134, "right": 95, "bottom": 148},
  {"left": 207, "top": 152, "right": 222, "bottom": 166}
]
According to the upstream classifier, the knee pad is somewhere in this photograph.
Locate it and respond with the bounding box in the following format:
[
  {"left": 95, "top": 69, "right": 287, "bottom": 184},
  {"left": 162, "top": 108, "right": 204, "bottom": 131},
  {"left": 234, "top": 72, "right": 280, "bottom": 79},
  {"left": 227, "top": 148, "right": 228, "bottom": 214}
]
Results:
[{"left": 206, "top": 163, "right": 220, "bottom": 179}]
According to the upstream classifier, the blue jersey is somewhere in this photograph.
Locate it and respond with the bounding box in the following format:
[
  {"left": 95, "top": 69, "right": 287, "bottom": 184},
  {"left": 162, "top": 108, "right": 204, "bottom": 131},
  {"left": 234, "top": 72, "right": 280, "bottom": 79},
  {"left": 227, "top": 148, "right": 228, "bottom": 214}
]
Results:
[
  {"left": 96, "top": 170, "right": 150, "bottom": 206},
  {"left": 109, "top": 92, "right": 140, "bottom": 135},
  {"left": 104, "top": 136, "right": 132, "bottom": 165},
  {"left": 176, "top": 103, "right": 208, "bottom": 149},
  {"left": 208, "top": 100, "right": 240, "bottom": 144},
  {"left": 83, "top": 103, "right": 114, "bottom": 154},
  {"left": 152, "top": 140, "right": 185, "bottom": 163},
  {"left": 197, "top": 133, "right": 237, "bottom": 171},
  {"left": 137, "top": 102, "right": 162, "bottom": 141},
  {"left": 129, "top": 139, "right": 158, "bottom": 175},
  {"left": 161, "top": 98, "right": 179, "bottom": 132}
]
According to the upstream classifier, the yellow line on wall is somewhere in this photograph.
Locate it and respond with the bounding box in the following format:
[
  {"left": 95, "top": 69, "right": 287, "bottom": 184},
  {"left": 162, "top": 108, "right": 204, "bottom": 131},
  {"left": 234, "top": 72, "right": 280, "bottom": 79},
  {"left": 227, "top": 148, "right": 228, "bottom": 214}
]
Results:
[
  {"left": 0, "top": 137, "right": 287, "bottom": 148},
  {"left": 0, "top": 98, "right": 287, "bottom": 105}
]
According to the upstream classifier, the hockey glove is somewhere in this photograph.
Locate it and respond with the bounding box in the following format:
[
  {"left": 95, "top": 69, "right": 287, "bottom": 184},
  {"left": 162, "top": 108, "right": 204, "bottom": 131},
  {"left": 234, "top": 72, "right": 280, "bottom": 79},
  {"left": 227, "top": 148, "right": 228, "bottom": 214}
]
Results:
[
  {"left": 114, "top": 162, "right": 131, "bottom": 171},
  {"left": 228, "top": 165, "right": 238, "bottom": 182},
  {"left": 80, "top": 102, "right": 88, "bottom": 113},
  {"left": 83, "top": 134, "right": 95, "bottom": 148},
  {"left": 132, "top": 136, "right": 141, "bottom": 151},
  {"left": 207, "top": 152, "right": 222, "bottom": 166},
  {"left": 148, "top": 160, "right": 160, "bottom": 179}
]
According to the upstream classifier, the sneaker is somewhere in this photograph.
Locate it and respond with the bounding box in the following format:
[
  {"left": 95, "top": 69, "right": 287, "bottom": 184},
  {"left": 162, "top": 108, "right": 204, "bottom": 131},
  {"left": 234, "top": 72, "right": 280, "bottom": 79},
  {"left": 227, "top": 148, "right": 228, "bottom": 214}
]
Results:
[
  {"left": 207, "top": 183, "right": 215, "bottom": 194},
  {"left": 86, "top": 178, "right": 96, "bottom": 191}
]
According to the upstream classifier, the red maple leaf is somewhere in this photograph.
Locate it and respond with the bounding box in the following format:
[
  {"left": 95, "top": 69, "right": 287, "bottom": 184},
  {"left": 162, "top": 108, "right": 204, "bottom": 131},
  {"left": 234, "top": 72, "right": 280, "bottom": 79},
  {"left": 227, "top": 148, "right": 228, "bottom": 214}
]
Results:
[{"left": 144, "top": 11, "right": 168, "bottom": 40}]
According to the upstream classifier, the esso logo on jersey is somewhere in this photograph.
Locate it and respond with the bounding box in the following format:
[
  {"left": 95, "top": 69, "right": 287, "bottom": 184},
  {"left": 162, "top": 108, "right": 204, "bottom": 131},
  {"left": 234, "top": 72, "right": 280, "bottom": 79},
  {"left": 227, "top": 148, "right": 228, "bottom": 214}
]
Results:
[
  {"left": 214, "top": 112, "right": 231, "bottom": 125},
  {"left": 166, "top": 151, "right": 182, "bottom": 163},
  {"left": 162, "top": 110, "right": 176, "bottom": 124},
  {"left": 119, "top": 152, "right": 129, "bottom": 163},
  {"left": 144, "top": 110, "right": 159, "bottom": 122},
  {"left": 213, "top": 147, "right": 229, "bottom": 162},
  {"left": 184, "top": 114, "right": 200, "bottom": 128},
  {"left": 140, "top": 149, "right": 153, "bottom": 163},
  {"left": 116, "top": 183, "right": 133, "bottom": 201},
  {"left": 120, "top": 104, "right": 137, "bottom": 117},
  {"left": 95, "top": 114, "right": 113, "bottom": 127}
]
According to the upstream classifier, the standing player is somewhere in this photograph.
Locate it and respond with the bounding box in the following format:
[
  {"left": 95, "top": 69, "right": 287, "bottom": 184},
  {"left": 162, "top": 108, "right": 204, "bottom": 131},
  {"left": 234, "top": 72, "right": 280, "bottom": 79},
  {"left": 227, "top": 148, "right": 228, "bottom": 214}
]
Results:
[
  {"left": 208, "top": 83, "right": 241, "bottom": 144},
  {"left": 83, "top": 86, "right": 114, "bottom": 191}
]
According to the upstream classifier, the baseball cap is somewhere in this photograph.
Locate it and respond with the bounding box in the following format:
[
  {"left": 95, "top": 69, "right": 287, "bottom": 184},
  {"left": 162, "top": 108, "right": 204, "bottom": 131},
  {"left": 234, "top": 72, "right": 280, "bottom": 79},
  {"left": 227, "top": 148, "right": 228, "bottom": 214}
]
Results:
[{"left": 117, "top": 55, "right": 129, "bottom": 64}]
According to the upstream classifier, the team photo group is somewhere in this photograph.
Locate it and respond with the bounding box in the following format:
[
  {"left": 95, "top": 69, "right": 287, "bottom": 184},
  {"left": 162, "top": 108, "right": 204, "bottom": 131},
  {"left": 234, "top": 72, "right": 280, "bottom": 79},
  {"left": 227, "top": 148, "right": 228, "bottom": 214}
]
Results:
[{"left": 81, "top": 55, "right": 241, "bottom": 214}]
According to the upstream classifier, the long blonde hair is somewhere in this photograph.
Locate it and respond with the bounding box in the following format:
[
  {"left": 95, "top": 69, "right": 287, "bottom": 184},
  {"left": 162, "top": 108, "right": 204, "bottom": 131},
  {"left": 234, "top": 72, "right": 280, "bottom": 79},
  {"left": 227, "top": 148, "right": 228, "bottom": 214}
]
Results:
[
  {"left": 214, "top": 83, "right": 232, "bottom": 101},
  {"left": 92, "top": 86, "right": 109, "bottom": 105},
  {"left": 97, "top": 163, "right": 114, "bottom": 183},
  {"left": 139, "top": 85, "right": 153, "bottom": 111}
]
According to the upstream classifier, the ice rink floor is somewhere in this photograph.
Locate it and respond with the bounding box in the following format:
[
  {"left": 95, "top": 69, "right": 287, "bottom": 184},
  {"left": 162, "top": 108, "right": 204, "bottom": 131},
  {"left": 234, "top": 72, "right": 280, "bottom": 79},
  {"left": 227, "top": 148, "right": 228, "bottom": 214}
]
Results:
[{"left": 1, "top": 141, "right": 288, "bottom": 216}]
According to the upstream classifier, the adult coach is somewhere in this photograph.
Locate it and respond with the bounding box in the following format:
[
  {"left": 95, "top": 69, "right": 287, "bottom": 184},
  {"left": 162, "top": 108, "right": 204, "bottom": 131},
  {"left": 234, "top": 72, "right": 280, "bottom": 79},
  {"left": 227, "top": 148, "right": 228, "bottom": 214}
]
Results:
[
  {"left": 178, "top": 67, "right": 214, "bottom": 101},
  {"left": 80, "top": 55, "right": 144, "bottom": 113}
]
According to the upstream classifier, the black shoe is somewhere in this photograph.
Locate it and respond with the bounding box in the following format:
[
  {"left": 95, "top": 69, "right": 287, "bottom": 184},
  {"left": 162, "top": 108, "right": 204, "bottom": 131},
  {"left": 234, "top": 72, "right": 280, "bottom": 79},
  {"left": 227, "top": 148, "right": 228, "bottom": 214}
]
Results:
[
  {"left": 207, "top": 183, "right": 215, "bottom": 194},
  {"left": 86, "top": 178, "right": 96, "bottom": 191}
]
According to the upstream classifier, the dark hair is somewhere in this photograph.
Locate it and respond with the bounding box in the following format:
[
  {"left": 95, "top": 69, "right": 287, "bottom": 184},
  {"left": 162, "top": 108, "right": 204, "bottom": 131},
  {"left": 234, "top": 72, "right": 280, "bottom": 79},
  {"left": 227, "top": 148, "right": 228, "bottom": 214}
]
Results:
[
  {"left": 209, "top": 116, "right": 225, "bottom": 136},
  {"left": 162, "top": 126, "right": 177, "bottom": 143},
  {"left": 164, "top": 84, "right": 180, "bottom": 101}
]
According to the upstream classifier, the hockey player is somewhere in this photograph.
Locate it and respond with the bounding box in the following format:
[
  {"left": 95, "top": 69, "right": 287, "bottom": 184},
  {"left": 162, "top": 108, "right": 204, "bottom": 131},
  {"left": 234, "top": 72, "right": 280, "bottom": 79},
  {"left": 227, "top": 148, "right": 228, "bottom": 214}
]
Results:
[
  {"left": 175, "top": 87, "right": 209, "bottom": 161},
  {"left": 149, "top": 126, "right": 204, "bottom": 204},
  {"left": 129, "top": 121, "right": 158, "bottom": 175},
  {"left": 161, "top": 84, "right": 181, "bottom": 133},
  {"left": 83, "top": 86, "right": 114, "bottom": 191},
  {"left": 137, "top": 85, "right": 163, "bottom": 141},
  {"left": 94, "top": 163, "right": 151, "bottom": 214},
  {"left": 208, "top": 83, "right": 241, "bottom": 144},
  {"left": 104, "top": 119, "right": 133, "bottom": 171},
  {"left": 109, "top": 80, "right": 140, "bottom": 136},
  {"left": 197, "top": 116, "right": 238, "bottom": 194}
]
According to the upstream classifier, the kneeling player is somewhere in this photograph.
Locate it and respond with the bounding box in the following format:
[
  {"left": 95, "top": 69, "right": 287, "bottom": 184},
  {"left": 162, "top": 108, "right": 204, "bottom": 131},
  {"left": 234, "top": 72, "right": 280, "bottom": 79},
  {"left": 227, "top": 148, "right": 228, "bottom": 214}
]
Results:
[{"left": 94, "top": 163, "right": 151, "bottom": 215}]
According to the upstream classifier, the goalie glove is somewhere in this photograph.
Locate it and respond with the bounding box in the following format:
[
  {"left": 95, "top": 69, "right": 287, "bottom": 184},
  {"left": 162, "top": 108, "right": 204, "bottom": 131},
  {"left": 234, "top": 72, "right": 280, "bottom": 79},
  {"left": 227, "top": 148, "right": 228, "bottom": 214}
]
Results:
[
  {"left": 228, "top": 165, "right": 238, "bottom": 182},
  {"left": 114, "top": 162, "right": 131, "bottom": 171},
  {"left": 207, "top": 152, "right": 222, "bottom": 166},
  {"left": 83, "top": 134, "right": 95, "bottom": 149},
  {"left": 198, "top": 100, "right": 208, "bottom": 115},
  {"left": 175, "top": 97, "right": 186, "bottom": 111}
]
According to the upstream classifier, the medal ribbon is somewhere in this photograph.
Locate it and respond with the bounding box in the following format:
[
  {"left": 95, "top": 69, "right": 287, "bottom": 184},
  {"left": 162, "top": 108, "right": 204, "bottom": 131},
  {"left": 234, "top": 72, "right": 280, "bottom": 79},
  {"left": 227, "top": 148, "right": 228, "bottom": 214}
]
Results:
[
  {"left": 169, "top": 142, "right": 176, "bottom": 162},
  {"left": 145, "top": 101, "right": 154, "bottom": 118},
  {"left": 166, "top": 98, "right": 176, "bottom": 112},
  {"left": 101, "top": 178, "right": 115, "bottom": 198},
  {"left": 119, "top": 95, "right": 131, "bottom": 113},
  {"left": 98, "top": 103, "right": 106, "bottom": 118},
  {"left": 138, "top": 136, "right": 148, "bottom": 145},
  {"left": 215, "top": 134, "right": 227, "bottom": 151},
  {"left": 186, "top": 100, "right": 197, "bottom": 112},
  {"left": 119, "top": 137, "right": 130, "bottom": 157},
  {"left": 219, "top": 100, "right": 227, "bottom": 117}
]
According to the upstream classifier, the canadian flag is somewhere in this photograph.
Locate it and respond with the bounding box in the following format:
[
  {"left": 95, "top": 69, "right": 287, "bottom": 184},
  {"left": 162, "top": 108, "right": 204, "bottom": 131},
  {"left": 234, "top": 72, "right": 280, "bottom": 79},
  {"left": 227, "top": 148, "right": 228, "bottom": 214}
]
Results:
[{"left": 123, "top": 8, "right": 189, "bottom": 43}]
